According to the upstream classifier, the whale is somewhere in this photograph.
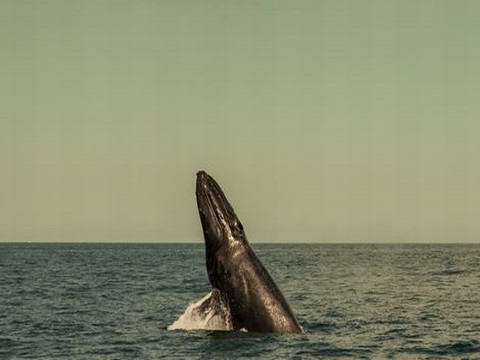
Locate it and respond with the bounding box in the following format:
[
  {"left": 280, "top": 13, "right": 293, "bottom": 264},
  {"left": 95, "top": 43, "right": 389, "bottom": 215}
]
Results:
[{"left": 194, "top": 170, "right": 302, "bottom": 333}]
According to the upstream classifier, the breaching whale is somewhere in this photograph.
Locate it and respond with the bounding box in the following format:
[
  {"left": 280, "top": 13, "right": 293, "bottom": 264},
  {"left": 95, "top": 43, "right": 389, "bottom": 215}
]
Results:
[{"left": 190, "top": 170, "right": 302, "bottom": 333}]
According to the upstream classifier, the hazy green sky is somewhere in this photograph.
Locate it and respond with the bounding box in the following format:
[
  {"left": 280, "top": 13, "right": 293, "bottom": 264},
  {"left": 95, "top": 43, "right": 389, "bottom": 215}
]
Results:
[{"left": 1, "top": 0, "right": 479, "bottom": 242}]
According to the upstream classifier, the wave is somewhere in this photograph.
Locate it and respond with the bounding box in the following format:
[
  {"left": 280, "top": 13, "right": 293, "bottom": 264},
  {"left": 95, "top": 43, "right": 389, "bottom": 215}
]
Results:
[
  {"left": 431, "top": 267, "right": 468, "bottom": 276},
  {"left": 408, "top": 340, "right": 480, "bottom": 356}
]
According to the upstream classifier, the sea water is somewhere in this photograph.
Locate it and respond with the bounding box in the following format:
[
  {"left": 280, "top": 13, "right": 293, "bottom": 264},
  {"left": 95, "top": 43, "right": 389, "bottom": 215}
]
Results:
[{"left": 1, "top": 243, "right": 479, "bottom": 359}]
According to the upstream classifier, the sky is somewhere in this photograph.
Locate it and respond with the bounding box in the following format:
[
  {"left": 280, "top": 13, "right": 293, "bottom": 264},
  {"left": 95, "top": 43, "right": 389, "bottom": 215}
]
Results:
[{"left": 1, "top": 0, "right": 479, "bottom": 243}]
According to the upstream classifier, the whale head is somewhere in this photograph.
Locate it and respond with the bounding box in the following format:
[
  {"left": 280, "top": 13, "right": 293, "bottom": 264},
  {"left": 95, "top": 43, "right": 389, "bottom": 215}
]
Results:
[
  {"left": 195, "top": 170, "right": 247, "bottom": 285},
  {"left": 196, "top": 170, "right": 246, "bottom": 248}
]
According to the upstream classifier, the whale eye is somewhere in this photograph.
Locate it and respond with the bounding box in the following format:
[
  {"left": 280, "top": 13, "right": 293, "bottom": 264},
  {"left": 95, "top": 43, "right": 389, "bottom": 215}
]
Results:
[{"left": 232, "top": 220, "right": 244, "bottom": 236}]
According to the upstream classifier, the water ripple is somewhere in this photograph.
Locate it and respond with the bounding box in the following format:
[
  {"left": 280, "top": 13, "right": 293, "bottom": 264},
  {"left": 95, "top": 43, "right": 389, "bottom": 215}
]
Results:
[{"left": 1, "top": 243, "right": 479, "bottom": 359}]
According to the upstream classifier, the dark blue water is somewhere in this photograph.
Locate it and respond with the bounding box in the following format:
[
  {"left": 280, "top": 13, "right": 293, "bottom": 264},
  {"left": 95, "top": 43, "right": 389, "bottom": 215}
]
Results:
[{"left": 1, "top": 243, "right": 479, "bottom": 359}]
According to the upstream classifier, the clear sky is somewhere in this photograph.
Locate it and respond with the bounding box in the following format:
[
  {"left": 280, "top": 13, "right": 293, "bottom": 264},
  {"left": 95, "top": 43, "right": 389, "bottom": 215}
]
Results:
[{"left": 1, "top": 0, "right": 479, "bottom": 243}]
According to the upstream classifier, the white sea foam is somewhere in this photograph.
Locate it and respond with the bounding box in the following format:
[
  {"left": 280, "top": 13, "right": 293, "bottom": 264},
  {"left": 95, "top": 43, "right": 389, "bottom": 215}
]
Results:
[{"left": 168, "top": 290, "right": 233, "bottom": 331}]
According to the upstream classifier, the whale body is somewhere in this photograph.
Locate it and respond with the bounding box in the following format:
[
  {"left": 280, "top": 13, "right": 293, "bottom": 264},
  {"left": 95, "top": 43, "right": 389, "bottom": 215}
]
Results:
[{"left": 193, "top": 170, "right": 301, "bottom": 333}]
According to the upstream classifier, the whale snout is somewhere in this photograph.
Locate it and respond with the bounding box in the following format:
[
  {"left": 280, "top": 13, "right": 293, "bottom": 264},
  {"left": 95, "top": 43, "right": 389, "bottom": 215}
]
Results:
[
  {"left": 196, "top": 170, "right": 208, "bottom": 178},
  {"left": 196, "top": 170, "right": 213, "bottom": 191}
]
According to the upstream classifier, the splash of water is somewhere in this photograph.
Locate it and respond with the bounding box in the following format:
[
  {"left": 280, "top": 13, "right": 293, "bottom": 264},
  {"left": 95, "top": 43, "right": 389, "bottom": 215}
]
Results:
[{"left": 168, "top": 290, "right": 233, "bottom": 331}]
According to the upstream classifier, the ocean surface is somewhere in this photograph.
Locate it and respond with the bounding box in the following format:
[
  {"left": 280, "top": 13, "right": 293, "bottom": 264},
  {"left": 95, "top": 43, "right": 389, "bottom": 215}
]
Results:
[{"left": 1, "top": 243, "right": 479, "bottom": 359}]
